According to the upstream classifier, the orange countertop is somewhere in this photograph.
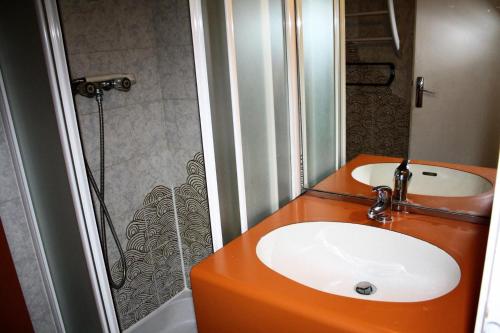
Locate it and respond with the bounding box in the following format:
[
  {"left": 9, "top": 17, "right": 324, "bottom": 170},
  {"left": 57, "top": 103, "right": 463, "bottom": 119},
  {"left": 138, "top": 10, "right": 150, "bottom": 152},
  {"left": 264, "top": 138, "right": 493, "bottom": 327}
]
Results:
[
  {"left": 191, "top": 194, "right": 488, "bottom": 333},
  {"left": 313, "top": 154, "right": 496, "bottom": 217}
]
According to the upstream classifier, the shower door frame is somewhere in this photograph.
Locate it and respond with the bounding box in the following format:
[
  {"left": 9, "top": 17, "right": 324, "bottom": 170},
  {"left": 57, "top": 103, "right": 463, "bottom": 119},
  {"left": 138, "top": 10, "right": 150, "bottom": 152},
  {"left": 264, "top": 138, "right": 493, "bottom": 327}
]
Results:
[
  {"left": 189, "top": 0, "right": 303, "bottom": 238},
  {"left": 35, "top": 0, "right": 120, "bottom": 332},
  {"left": 222, "top": 0, "right": 303, "bottom": 233},
  {"left": 189, "top": 0, "right": 225, "bottom": 250},
  {"left": 296, "top": 0, "right": 346, "bottom": 187}
]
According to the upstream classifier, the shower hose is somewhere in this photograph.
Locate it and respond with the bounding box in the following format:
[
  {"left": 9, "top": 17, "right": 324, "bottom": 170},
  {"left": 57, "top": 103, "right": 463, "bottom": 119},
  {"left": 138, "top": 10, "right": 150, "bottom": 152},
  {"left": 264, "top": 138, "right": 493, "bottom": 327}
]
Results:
[{"left": 84, "top": 90, "right": 127, "bottom": 289}]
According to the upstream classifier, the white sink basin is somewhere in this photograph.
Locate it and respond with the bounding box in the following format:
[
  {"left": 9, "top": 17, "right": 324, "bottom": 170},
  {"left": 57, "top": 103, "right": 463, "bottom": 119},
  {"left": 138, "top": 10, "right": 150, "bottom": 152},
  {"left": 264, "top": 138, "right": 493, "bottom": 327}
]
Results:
[
  {"left": 351, "top": 163, "right": 492, "bottom": 197},
  {"left": 256, "top": 222, "right": 460, "bottom": 302}
]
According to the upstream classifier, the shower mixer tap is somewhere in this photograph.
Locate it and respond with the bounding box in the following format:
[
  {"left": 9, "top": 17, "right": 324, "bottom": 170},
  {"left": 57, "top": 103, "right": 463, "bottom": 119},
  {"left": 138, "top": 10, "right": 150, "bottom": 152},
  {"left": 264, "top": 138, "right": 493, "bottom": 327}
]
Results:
[
  {"left": 368, "top": 185, "right": 393, "bottom": 223},
  {"left": 71, "top": 73, "right": 136, "bottom": 98}
]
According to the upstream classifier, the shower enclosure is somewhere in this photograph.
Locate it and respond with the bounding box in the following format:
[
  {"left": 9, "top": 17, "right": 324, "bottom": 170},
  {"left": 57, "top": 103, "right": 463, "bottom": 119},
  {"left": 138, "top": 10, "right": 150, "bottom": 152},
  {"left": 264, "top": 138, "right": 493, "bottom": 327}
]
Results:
[
  {"left": 0, "top": 0, "right": 219, "bottom": 331},
  {"left": 55, "top": 0, "right": 214, "bottom": 330}
]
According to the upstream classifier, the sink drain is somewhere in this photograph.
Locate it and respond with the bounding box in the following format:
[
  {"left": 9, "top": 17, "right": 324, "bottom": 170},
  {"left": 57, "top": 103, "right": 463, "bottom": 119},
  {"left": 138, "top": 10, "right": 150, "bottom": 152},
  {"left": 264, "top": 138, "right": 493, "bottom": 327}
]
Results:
[{"left": 355, "top": 281, "right": 377, "bottom": 296}]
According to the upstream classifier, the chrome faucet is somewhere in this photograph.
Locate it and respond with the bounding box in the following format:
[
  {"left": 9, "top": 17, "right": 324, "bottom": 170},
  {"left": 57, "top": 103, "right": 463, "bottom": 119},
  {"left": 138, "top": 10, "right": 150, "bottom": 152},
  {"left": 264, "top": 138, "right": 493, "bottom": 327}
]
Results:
[
  {"left": 367, "top": 186, "right": 393, "bottom": 223},
  {"left": 393, "top": 159, "right": 412, "bottom": 211}
]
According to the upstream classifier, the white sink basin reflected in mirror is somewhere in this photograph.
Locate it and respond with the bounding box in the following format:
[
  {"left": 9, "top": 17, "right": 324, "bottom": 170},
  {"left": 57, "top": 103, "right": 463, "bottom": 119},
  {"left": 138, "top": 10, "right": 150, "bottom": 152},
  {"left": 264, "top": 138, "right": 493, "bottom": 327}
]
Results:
[
  {"left": 256, "top": 222, "right": 461, "bottom": 302},
  {"left": 351, "top": 163, "right": 492, "bottom": 197}
]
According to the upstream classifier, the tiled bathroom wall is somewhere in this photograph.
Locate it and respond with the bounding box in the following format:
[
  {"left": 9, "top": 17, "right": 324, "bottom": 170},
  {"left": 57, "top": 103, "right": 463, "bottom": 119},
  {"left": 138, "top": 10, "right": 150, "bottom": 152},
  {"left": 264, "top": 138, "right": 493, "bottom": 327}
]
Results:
[
  {"left": 59, "top": 0, "right": 212, "bottom": 329},
  {"left": 0, "top": 118, "right": 58, "bottom": 332},
  {"left": 345, "top": 0, "right": 415, "bottom": 161}
]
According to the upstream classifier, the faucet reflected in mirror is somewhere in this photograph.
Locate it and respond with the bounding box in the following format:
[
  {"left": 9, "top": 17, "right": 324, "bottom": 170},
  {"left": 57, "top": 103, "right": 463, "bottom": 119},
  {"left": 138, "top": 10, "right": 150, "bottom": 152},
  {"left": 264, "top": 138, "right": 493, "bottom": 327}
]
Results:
[{"left": 393, "top": 159, "right": 412, "bottom": 211}]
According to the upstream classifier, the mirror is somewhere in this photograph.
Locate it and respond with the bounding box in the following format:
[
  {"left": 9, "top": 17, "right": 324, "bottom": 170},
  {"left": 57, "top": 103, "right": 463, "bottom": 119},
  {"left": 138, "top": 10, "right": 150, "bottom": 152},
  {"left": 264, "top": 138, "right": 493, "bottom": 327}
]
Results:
[{"left": 300, "top": 0, "right": 500, "bottom": 218}]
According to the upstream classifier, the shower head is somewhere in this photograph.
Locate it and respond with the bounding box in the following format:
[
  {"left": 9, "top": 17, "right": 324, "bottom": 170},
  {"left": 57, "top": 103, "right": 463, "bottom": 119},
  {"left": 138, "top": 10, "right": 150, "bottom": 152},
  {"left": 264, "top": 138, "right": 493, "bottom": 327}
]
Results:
[{"left": 71, "top": 73, "right": 136, "bottom": 97}]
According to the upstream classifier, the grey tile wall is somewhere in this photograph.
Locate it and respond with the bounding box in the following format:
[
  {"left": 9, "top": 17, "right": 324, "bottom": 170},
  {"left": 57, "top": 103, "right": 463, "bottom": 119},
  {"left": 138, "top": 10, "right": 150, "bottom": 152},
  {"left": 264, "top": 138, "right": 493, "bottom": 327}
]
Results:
[
  {"left": 111, "top": 186, "right": 184, "bottom": 329},
  {"left": 109, "top": 153, "right": 212, "bottom": 330},
  {"left": 59, "top": 0, "right": 212, "bottom": 329},
  {"left": 0, "top": 118, "right": 58, "bottom": 332}
]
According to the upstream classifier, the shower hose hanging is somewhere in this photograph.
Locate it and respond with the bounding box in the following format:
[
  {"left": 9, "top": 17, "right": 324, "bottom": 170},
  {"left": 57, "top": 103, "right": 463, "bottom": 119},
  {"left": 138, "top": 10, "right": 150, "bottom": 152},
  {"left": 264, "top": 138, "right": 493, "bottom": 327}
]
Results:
[{"left": 71, "top": 74, "right": 136, "bottom": 289}]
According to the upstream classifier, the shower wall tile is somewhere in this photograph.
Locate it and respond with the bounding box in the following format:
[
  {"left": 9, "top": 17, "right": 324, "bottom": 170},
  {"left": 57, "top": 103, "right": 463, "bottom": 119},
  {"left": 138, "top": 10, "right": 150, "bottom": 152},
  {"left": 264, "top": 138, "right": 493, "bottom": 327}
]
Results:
[
  {"left": 87, "top": 150, "right": 171, "bottom": 269},
  {"left": 121, "top": 295, "right": 159, "bottom": 330},
  {"left": 111, "top": 186, "right": 184, "bottom": 330},
  {"left": 59, "top": 0, "right": 124, "bottom": 54},
  {"left": 153, "top": 0, "right": 193, "bottom": 47},
  {"left": 100, "top": 153, "right": 169, "bottom": 244},
  {"left": 164, "top": 150, "right": 201, "bottom": 187},
  {"left": 175, "top": 0, "right": 192, "bottom": 21},
  {"left": 114, "top": 47, "right": 162, "bottom": 102},
  {"left": 174, "top": 153, "right": 212, "bottom": 287},
  {"left": 108, "top": 153, "right": 212, "bottom": 329},
  {"left": 118, "top": 0, "right": 156, "bottom": 50},
  {"left": 160, "top": 73, "right": 198, "bottom": 101},
  {"left": 153, "top": 0, "right": 211, "bottom": 290},
  {"left": 161, "top": 44, "right": 194, "bottom": 77},
  {"left": 112, "top": 249, "right": 159, "bottom": 329},
  {"left": 59, "top": 0, "right": 156, "bottom": 54},
  {"left": 141, "top": 187, "right": 178, "bottom": 252},
  {"left": 69, "top": 48, "right": 162, "bottom": 115},
  {"left": 69, "top": 50, "right": 123, "bottom": 87},
  {"left": 79, "top": 101, "right": 166, "bottom": 170},
  {"left": 150, "top": 243, "right": 184, "bottom": 304},
  {"left": 163, "top": 99, "right": 203, "bottom": 185},
  {"left": 158, "top": 45, "right": 197, "bottom": 100},
  {"left": 164, "top": 99, "right": 202, "bottom": 152}
]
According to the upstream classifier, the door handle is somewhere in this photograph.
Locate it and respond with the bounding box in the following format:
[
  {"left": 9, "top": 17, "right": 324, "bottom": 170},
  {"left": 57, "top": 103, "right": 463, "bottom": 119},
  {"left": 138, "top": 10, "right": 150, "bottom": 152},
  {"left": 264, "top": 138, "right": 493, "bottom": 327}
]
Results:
[{"left": 415, "top": 76, "right": 435, "bottom": 108}]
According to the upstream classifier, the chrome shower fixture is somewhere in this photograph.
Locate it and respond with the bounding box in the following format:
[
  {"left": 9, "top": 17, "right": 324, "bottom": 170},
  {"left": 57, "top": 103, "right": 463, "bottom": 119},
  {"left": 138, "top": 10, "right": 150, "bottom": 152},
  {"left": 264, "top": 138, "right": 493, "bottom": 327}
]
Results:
[
  {"left": 71, "top": 73, "right": 136, "bottom": 98},
  {"left": 69, "top": 73, "right": 136, "bottom": 289}
]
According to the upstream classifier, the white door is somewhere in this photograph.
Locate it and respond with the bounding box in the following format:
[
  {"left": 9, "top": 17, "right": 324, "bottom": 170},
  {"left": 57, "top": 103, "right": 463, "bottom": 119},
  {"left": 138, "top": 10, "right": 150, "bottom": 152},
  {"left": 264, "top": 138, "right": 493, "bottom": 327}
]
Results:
[{"left": 409, "top": 0, "right": 500, "bottom": 168}]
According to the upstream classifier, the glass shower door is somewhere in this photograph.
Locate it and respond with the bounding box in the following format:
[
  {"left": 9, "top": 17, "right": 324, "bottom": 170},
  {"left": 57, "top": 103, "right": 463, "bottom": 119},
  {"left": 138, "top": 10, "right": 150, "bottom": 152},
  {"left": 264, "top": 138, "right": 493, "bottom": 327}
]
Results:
[
  {"left": 297, "top": 0, "right": 341, "bottom": 188},
  {"left": 201, "top": 0, "right": 296, "bottom": 236},
  {"left": 231, "top": 0, "right": 293, "bottom": 229}
]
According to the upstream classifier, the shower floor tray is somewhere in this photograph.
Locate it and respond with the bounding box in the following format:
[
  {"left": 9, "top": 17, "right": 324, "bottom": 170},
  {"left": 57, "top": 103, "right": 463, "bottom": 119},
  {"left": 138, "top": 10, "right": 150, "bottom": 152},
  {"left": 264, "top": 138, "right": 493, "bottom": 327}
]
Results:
[{"left": 125, "top": 289, "right": 197, "bottom": 333}]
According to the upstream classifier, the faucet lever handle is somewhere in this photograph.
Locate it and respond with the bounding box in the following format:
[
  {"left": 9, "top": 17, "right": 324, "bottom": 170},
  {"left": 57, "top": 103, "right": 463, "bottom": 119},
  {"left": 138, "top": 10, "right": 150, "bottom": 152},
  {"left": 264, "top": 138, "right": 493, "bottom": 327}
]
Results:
[
  {"left": 368, "top": 186, "right": 393, "bottom": 223},
  {"left": 372, "top": 185, "right": 392, "bottom": 198}
]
